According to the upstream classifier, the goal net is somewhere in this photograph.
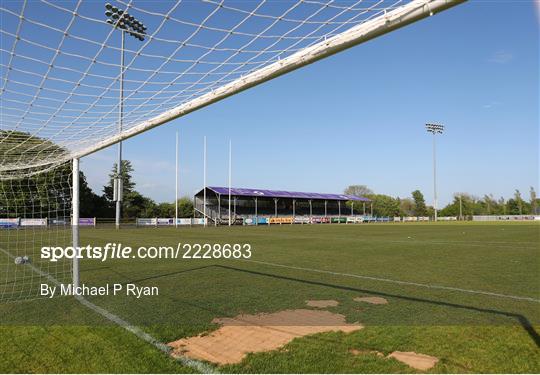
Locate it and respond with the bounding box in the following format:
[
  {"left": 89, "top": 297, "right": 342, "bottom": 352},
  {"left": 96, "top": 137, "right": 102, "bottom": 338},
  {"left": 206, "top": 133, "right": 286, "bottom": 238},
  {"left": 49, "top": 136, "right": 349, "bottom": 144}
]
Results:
[
  {"left": 0, "top": 158, "right": 73, "bottom": 302},
  {"left": 0, "top": 0, "right": 464, "bottom": 302}
]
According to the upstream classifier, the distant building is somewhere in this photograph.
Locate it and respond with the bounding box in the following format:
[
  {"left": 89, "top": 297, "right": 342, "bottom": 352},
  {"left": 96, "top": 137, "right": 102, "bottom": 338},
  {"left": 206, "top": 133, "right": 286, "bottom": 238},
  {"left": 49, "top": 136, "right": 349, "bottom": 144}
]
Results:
[{"left": 194, "top": 186, "right": 369, "bottom": 225}]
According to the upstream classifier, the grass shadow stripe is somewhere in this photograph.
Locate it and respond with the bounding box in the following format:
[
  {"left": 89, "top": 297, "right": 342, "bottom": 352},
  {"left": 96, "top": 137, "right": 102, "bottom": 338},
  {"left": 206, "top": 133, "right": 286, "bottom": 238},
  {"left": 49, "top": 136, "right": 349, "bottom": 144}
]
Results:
[{"left": 217, "top": 264, "right": 540, "bottom": 347}]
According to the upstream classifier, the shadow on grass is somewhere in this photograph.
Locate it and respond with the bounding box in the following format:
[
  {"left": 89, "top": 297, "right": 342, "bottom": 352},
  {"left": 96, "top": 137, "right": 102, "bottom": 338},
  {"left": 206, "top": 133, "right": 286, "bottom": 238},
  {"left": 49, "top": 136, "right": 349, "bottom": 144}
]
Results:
[
  {"left": 118, "top": 265, "right": 216, "bottom": 285},
  {"left": 213, "top": 264, "right": 540, "bottom": 347},
  {"left": 110, "top": 262, "right": 539, "bottom": 348},
  {"left": 82, "top": 264, "right": 216, "bottom": 285}
]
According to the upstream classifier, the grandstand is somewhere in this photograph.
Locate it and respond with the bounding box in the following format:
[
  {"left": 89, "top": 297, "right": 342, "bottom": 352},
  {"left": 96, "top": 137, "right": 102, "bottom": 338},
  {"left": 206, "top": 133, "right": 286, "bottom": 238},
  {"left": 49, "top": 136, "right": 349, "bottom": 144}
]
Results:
[{"left": 194, "top": 187, "right": 370, "bottom": 225}]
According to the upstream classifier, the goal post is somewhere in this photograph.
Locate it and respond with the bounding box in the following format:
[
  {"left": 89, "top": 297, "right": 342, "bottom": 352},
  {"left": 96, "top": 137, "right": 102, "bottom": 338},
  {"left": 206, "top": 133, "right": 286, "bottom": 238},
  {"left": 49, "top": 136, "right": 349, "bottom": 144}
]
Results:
[{"left": 72, "top": 158, "right": 80, "bottom": 290}]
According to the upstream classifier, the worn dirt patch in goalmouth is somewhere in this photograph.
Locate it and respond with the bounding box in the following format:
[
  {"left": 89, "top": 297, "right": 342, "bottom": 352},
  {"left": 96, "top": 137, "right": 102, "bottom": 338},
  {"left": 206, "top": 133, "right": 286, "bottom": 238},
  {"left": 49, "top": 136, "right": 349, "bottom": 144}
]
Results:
[
  {"left": 354, "top": 296, "right": 388, "bottom": 305},
  {"left": 388, "top": 351, "right": 439, "bottom": 370},
  {"left": 168, "top": 309, "right": 363, "bottom": 365},
  {"left": 306, "top": 299, "right": 339, "bottom": 308}
]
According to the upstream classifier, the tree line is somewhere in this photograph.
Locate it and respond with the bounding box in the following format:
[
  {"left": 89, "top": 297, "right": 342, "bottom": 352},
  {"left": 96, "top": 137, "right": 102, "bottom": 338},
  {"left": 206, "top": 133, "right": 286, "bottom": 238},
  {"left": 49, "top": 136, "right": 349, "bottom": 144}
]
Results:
[
  {"left": 1, "top": 125, "right": 536, "bottom": 221},
  {"left": 0, "top": 158, "right": 194, "bottom": 219},
  {"left": 79, "top": 160, "right": 193, "bottom": 218},
  {"left": 344, "top": 185, "right": 539, "bottom": 218}
]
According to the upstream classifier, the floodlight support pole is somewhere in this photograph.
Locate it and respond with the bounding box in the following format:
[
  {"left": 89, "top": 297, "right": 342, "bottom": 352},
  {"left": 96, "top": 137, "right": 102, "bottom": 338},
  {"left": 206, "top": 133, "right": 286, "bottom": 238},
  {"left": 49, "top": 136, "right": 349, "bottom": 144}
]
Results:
[
  {"left": 72, "top": 158, "right": 80, "bottom": 289},
  {"left": 432, "top": 132, "right": 438, "bottom": 222},
  {"left": 217, "top": 194, "right": 220, "bottom": 227},
  {"left": 115, "top": 30, "right": 125, "bottom": 230},
  {"left": 254, "top": 197, "right": 258, "bottom": 226},
  {"left": 292, "top": 199, "right": 296, "bottom": 223},
  {"left": 175, "top": 131, "right": 178, "bottom": 228},
  {"left": 324, "top": 200, "right": 327, "bottom": 217},
  {"left": 203, "top": 136, "right": 207, "bottom": 227},
  {"left": 309, "top": 200, "right": 312, "bottom": 224},
  {"left": 228, "top": 139, "right": 232, "bottom": 226},
  {"left": 338, "top": 201, "right": 341, "bottom": 222}
]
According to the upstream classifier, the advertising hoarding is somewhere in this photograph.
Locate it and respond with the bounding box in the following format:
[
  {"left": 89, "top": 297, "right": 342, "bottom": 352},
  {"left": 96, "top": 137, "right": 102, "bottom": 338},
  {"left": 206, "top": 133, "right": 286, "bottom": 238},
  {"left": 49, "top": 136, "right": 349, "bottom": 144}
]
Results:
[
  {"left": 269, "top": 217, "right": 293, "bottom": 224},
  {"left": 20, "top": 218, "right": 47, "bottom": 226},
  {"left": 157, "top": 218, "right": 174, "bottom": 226},
  {"left": 137, "top": 218, "right": 157, "bottom": 226},
  {"left": 294, "top": 217, "right": 310, "bottom": 224},
  {"left": 0, "top": 218, "right": 19, "bottom": 228},
  {"left": 79, "top": 218, "right": 96, "bottom": 226},
  {"left": 176, "top": 218, "right": 192, "bottom": 225}
]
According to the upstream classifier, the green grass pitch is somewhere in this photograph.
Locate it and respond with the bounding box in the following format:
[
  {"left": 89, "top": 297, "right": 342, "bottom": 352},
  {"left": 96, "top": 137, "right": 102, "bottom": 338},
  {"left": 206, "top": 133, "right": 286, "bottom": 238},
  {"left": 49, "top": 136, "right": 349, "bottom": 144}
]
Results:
[{"left": 1, "top": 222, "right": 539, "bottom": 373}]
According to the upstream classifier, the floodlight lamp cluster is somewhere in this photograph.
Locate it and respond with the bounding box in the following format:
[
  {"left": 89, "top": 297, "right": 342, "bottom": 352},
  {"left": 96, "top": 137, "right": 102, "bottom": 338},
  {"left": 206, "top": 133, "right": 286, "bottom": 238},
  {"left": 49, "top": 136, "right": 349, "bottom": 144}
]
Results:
[
  {"left": 105, "top": 3, "right": 147, "bottom": 41},
  {"left": 425, "top": 123, "right": 444, "bottom": 134}
]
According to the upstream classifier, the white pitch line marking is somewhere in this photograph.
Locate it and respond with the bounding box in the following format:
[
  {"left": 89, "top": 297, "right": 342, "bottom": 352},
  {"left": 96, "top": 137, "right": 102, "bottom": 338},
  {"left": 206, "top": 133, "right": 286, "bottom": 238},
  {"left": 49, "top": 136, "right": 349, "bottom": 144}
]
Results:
[
  {"left": 0, "top": 246, "right": 217, "bottom": 374},
  {"left": 240, "top": 258, "right": 540, "bottom": 303}
]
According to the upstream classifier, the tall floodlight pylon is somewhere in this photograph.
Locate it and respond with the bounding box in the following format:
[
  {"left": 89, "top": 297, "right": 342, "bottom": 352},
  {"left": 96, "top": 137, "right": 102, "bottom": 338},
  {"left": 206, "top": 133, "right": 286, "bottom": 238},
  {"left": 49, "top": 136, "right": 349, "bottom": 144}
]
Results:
[
  {"left": 425, "top": 123, "right": 445, "bottom": 221},
  {"left": 175, "top": 131, "right": 179, "bottom": 228},
  {"left": 105, "top": 3, "right": 147, "bottom": 229}
]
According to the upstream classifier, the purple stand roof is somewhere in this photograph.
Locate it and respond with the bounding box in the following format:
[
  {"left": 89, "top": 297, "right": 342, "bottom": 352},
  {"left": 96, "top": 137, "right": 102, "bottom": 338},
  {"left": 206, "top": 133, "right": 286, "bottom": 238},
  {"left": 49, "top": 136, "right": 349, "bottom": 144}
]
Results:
[{"left": 206, "top": 187, "right": 370, "bottom": 201}]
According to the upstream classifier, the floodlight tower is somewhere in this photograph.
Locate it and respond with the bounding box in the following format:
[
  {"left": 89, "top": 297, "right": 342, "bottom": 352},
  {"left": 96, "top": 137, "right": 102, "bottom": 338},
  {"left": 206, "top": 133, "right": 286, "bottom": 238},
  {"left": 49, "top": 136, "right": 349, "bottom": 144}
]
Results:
[
  {"left": 105, "top": 3, "right": 147, "bottom": 229},
  {"left": 425, "top": 123, "right": 444, "bottom": 222}
]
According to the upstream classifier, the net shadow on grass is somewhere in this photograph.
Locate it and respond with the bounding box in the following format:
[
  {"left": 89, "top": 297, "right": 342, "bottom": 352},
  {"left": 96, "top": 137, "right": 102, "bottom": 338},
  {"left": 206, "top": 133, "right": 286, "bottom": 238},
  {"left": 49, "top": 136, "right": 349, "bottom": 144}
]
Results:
[
  {"left": 71, "top": 261, "right": 539, "bottom": 350},
  {"left": 112, "top": 265, "right": 218, "bottom": 285},
  {"left": 213, "top": 265, "right": 540, "bottom": 348}
]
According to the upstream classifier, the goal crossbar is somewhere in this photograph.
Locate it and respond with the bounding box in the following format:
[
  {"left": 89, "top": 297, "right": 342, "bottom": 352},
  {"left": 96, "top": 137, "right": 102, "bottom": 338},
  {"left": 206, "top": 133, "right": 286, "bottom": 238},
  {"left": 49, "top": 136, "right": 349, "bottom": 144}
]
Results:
[{"left": 72, "top": 0, "right": 465, "bottom": 160}]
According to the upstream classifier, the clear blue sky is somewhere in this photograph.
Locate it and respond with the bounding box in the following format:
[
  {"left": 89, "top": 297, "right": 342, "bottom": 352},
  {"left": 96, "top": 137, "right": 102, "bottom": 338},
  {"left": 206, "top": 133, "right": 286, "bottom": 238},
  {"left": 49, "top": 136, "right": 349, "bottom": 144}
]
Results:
[{"left": 81, "top": 1, "right": 539, "bottom": 206}]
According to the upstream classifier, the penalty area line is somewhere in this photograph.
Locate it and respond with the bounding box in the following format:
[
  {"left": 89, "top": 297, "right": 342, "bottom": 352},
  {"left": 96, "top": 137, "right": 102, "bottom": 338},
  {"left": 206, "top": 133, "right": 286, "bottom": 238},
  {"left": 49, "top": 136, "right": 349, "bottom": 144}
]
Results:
[
  {"left": 239, "top": 258, "right": 540, "bottom": 303},
  {"left": 0, "top": 246, "right": 217, "bottom": 374}
]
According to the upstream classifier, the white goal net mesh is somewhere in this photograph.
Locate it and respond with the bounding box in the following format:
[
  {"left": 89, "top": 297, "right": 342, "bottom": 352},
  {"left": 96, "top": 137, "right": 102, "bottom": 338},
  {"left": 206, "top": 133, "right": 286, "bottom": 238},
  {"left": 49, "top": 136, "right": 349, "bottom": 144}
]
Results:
[
  {"left": 0, "top": 0, "right": 460, "bottom": 174},
  {"left": 0, "top": 162, "right": 73, "bottom": 302}
]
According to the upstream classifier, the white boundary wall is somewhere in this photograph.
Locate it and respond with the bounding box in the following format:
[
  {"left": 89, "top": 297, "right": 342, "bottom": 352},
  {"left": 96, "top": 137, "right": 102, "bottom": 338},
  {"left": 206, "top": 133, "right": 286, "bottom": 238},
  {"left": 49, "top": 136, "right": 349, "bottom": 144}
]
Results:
[
  {"left": 473, "top": 215, "right": 539, "bottom": 221},
  {"left": 137, "top": 218, "right": 207, "bottom": 226}
]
